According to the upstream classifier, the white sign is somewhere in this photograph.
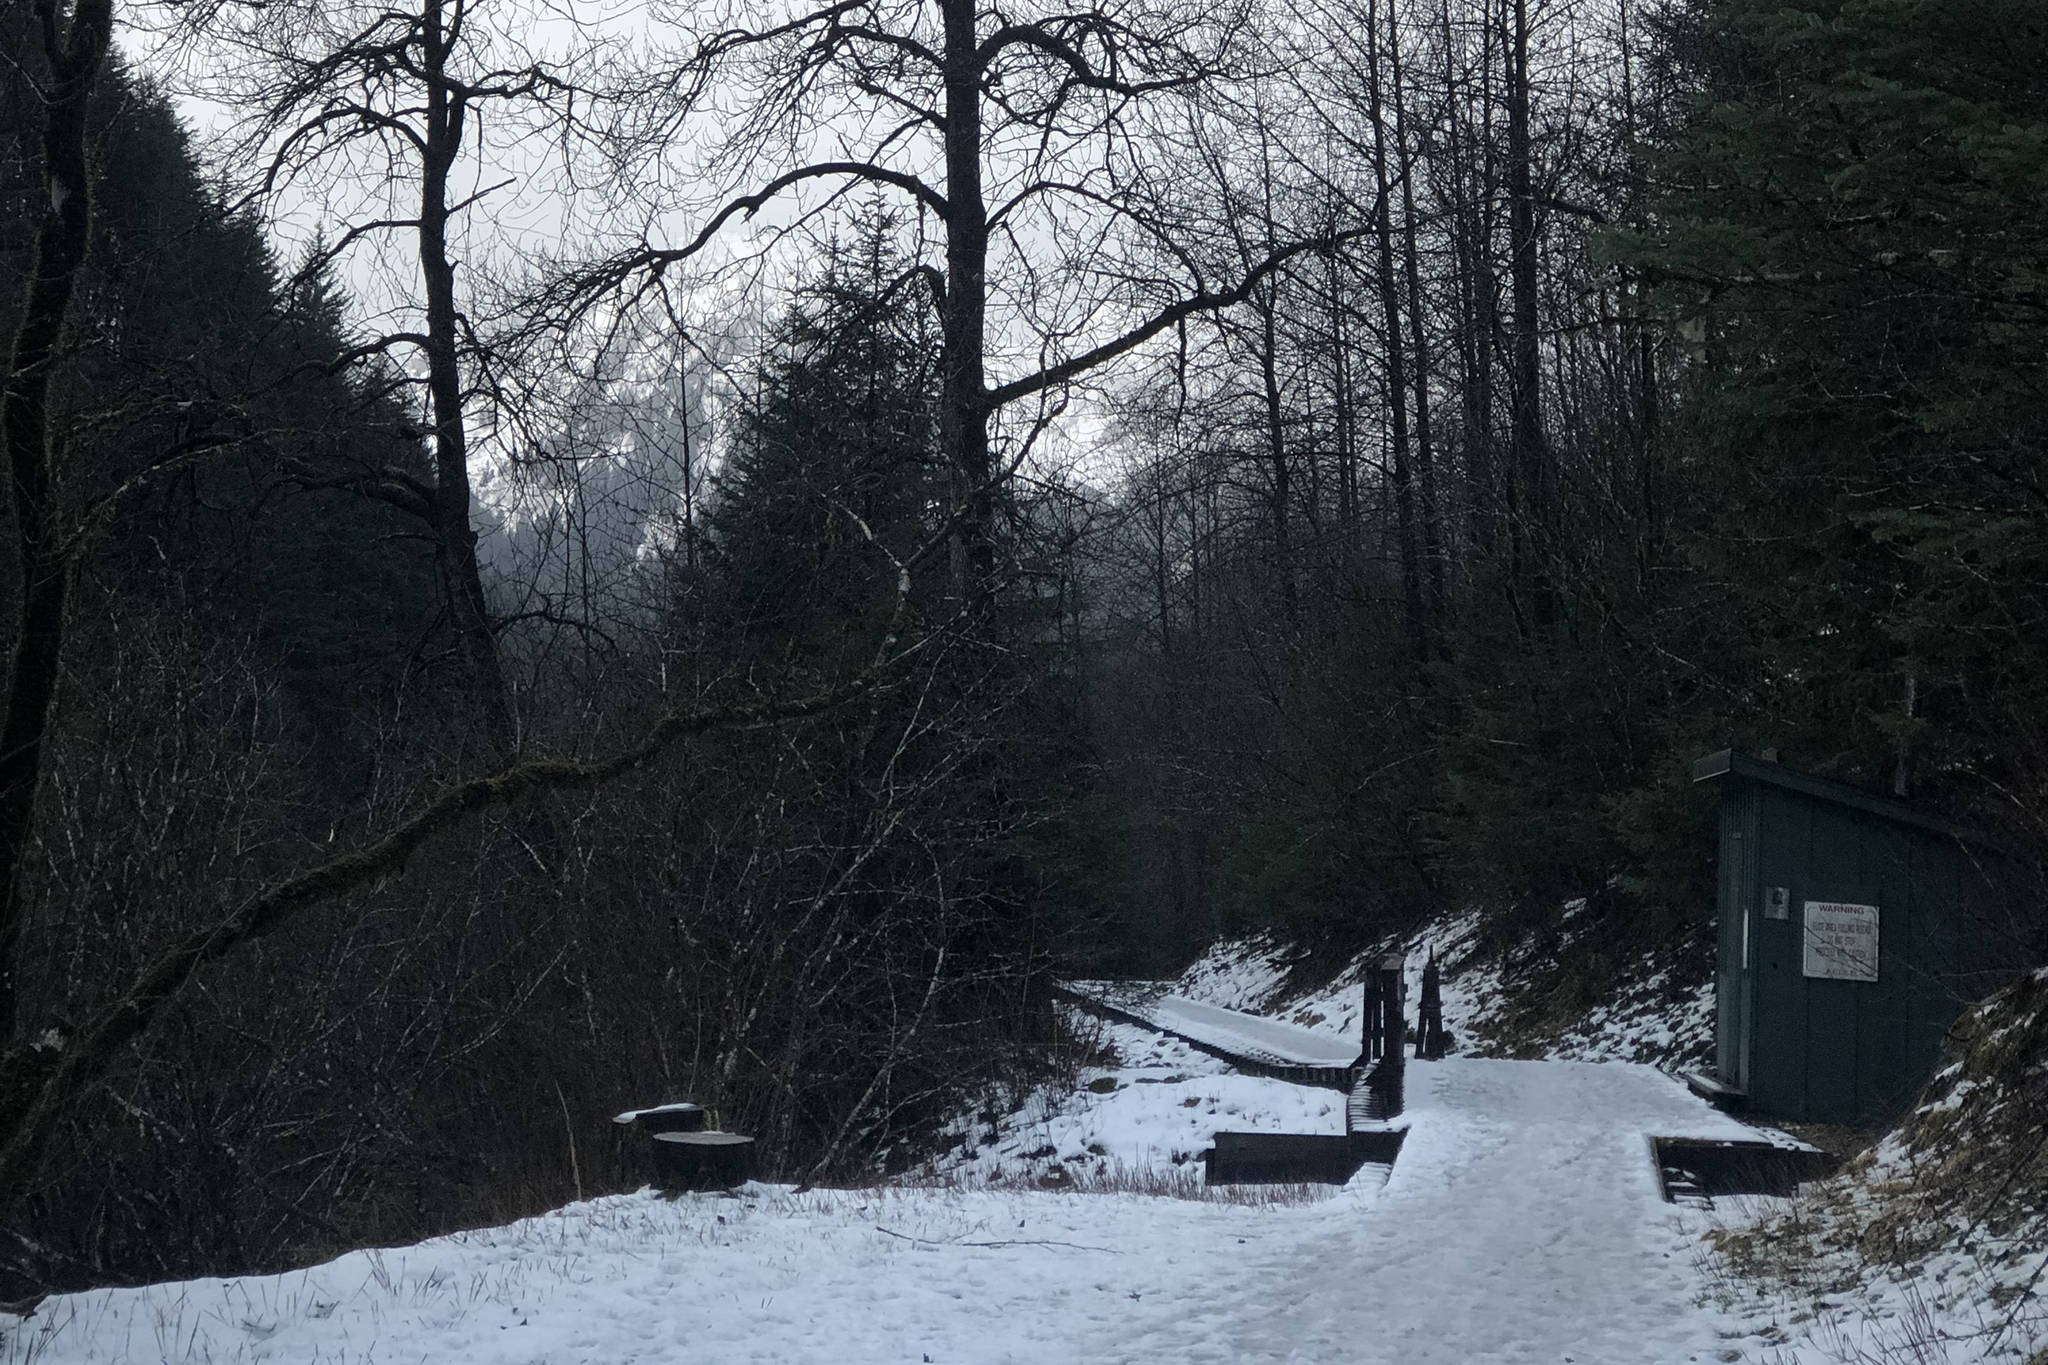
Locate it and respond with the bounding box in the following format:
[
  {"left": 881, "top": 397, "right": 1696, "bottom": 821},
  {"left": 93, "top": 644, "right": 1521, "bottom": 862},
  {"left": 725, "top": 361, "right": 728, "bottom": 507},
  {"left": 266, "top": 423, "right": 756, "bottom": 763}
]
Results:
[{"left": 1803, "top": 901, "right": 1879, "bottom": 982}]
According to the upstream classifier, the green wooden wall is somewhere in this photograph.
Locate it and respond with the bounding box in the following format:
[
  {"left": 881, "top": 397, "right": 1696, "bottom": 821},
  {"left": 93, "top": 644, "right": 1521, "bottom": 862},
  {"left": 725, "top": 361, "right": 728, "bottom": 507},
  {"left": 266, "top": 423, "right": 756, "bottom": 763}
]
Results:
[{"left": 1701, "top": 752, "right": 2007, "bottom": 1125}]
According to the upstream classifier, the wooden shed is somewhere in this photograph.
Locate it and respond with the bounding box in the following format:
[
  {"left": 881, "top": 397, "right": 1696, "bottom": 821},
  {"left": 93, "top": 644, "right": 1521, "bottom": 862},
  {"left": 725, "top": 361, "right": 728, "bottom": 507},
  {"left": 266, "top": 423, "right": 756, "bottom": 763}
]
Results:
[{"left": 1692, "top": 749, "right": 2015, "bottom": 1125}]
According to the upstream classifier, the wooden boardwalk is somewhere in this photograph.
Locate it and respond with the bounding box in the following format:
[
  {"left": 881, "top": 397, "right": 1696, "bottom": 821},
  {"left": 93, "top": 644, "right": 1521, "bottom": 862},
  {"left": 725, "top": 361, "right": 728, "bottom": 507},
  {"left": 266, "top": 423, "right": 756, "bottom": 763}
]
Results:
[
  {"left": 1055, "top": 982, "right": 1359, "bottom": 1089},
  {"left": 1059, "top": 981, "right": 1411, "bottom": 1182}
]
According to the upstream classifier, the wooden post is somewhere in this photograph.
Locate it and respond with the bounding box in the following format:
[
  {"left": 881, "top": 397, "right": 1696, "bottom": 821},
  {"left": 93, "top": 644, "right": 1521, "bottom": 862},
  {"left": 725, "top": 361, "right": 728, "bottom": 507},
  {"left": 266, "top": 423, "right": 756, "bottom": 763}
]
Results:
[
  {"left": 1417, "top": 948, "right": 1446, "bottom": 1059},
  {"left": 1366, "top": 952, "right": 1407, "bottom": 1118},
  {"left": 1377, "top": 952, "right": 1407, "bottom": 1059},
  {"left": 1362, "top": 976, "right": 1383, "bottom": 1060}
]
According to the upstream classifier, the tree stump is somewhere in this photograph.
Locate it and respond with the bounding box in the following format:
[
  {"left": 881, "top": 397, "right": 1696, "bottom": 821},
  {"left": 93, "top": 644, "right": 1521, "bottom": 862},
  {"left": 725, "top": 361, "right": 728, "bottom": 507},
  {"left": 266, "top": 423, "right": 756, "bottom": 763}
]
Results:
[
  {"left": 614, "top": 1103, "right": 709, "bottom": 1186},
  {"left": 651, "top": 1131, "right": 755, "bottom": 1192}
]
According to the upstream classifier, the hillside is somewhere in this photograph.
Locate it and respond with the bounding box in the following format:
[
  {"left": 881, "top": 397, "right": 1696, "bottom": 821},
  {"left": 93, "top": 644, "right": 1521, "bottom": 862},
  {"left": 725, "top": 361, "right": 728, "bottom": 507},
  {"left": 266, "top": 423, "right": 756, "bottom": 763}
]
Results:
[
  {"left": 1705, "top": 969, "right": 2048, "bottom": 1363},
  {"left": 1173, "top": 904, "right": 1715, "bottom": 1069}
]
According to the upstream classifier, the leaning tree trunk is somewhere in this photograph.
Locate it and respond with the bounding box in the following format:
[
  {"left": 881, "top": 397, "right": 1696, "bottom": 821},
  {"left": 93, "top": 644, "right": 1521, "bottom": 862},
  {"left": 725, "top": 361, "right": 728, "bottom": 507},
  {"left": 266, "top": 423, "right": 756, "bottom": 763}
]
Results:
[{"left": 0, "top": 0, "right": 116, "bottom": 1047}]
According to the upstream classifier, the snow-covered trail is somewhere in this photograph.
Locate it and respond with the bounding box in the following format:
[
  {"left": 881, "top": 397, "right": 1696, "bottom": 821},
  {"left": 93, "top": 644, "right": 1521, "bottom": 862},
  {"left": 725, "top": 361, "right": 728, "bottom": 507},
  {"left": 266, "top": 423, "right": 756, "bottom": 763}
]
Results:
[
  {"left": 1131, "top": 1059, "right": 1751, "bottom": 1364},
  {"left": 5, "top": 1059, "right": 1771, "bottom": 1365}
]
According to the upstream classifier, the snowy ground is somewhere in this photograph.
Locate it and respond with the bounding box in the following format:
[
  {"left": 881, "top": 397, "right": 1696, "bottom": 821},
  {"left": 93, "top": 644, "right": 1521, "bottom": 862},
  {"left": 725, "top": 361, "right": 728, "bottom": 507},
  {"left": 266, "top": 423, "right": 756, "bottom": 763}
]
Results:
[
  {"left": 6, "top": 1056, "right": 1804, "bottom": 1365},
  {"left": 914, "top": 1019, "right": 1346, "bottom": 1188},
  {"left": 1703, "top": 1160, "right": 2048, "bottom": 1365},
  {"left": 1694, "top": 970, "right": 2048, "bottom": 1364},
  {"left": 9, "top": 930, "right": 1990, "bottom": 1365}
]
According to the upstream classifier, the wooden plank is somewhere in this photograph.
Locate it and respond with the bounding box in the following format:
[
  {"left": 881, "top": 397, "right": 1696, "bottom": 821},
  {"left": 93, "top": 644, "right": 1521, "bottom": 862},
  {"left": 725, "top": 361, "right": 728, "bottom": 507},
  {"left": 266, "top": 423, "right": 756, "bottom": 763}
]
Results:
[
  {"left": 1205, "top": 1130, "right": 1404, "bottom": 1185},
  {"left": 1652, "top": 1136, "right": 1835, "bottom": 1199}
]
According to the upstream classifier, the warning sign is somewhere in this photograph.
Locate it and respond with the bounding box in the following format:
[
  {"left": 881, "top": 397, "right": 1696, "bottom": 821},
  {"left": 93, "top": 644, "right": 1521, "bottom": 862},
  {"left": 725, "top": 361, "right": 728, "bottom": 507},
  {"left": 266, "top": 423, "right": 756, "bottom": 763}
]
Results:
[{"left": 1803, "top": 901, "right": 1879, "bottom": 982}]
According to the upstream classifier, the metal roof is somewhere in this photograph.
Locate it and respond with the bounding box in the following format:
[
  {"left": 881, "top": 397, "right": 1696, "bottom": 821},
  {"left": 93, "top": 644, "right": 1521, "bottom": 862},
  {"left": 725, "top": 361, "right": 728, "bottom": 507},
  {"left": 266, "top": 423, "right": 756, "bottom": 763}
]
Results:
[{"left": 1691, "top": 748, "right": 1993, "bottom": 846}]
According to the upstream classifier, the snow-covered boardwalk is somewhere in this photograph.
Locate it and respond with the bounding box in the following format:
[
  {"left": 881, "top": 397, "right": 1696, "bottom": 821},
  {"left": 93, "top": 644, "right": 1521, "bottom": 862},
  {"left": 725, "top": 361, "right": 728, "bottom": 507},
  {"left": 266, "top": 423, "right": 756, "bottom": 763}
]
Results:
[
  {"left": 1061, "top": 982, "right": 1360, "bottom": 1071},
  {"left": 14, "top": 1058, "right": 1779, "bottom": 1365}
]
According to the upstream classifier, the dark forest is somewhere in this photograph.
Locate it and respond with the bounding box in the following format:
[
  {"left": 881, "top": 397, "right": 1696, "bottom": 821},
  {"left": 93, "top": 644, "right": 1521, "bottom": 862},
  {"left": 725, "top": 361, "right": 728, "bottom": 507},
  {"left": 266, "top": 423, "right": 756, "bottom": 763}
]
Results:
[{"left": 2, "top": 0, "right": 2044, "bottom": 1294}]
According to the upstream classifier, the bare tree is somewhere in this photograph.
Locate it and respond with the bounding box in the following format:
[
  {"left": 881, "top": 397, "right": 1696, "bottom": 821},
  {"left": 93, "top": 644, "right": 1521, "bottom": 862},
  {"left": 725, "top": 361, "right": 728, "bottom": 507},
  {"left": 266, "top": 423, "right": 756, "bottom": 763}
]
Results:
[
  {"left": 0, "top": 553, "right": 916, "bottom": 1207},
  {"left": 1502, "top": 0, "right": 1553, "bottom": 632},
  {"left": 160, "top": 0, "right": 627, "bottom": 745},
  {"left": 537, "top": 0, "right": 1365, "bottom": 605},
  {"left": 1360, "top": 0, "right": 1429, "bottom": 658}
]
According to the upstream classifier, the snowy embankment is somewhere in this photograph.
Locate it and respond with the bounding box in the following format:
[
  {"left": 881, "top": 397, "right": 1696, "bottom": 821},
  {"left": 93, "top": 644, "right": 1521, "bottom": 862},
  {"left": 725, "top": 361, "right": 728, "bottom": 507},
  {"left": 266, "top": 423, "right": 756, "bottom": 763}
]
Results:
[
  {"left": 1172, "top": 907, "right": 1715, "bottom": 1069},
  {"left": 1703, "top": 968, "right": 2048, "bottom": 1364},
  {"left": 915, "top": 1019, "right": 1346, "bottom": 1189},
  {"left": 4, "top": 1058, "right": 1784, "bottom": 1365},
  {"left": 1168, "top": 912, "right": 1505, "bottom": 1052}
]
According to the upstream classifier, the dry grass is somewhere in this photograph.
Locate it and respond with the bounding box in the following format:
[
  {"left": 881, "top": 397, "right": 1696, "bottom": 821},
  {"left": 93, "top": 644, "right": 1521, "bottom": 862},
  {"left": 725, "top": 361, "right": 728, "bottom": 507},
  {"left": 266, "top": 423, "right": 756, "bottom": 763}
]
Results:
[
  {"left": 901, "top": 1157, "right": 1338, "bottom": 1206},
  {"left": 1703, "top": 971, "right": 2048, "bottom": 1364}
]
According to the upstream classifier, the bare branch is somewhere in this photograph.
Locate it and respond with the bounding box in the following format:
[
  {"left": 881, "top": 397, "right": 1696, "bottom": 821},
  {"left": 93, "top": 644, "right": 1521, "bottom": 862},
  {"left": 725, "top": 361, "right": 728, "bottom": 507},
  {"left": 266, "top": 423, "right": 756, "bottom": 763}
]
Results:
[
  {"left": 984, "top": 225, "right": 1368, "bottom": 410},
  {"left": 0, "top": 555, "right": 916, "bottom": 1198}
]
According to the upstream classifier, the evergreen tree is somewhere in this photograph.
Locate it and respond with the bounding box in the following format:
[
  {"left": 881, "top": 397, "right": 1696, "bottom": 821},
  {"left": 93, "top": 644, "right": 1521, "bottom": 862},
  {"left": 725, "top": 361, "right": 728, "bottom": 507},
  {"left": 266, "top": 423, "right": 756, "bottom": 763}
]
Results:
[
  {"left": 1625, "top": 0, "right": 2048, "bottom": 831},
  {"left": 0, "top": 30, "right": 457, "bottom": 1288},
  {"left": 1, "top": 46, "right": 440, "bottom": 722},
  {"left": 710, "top": 206, "right": 944, "bottom": 659}
]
